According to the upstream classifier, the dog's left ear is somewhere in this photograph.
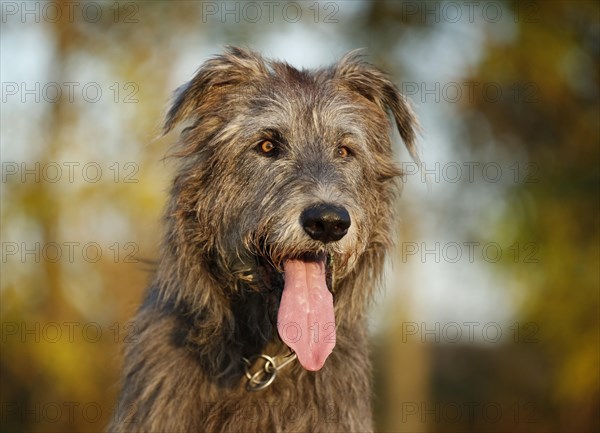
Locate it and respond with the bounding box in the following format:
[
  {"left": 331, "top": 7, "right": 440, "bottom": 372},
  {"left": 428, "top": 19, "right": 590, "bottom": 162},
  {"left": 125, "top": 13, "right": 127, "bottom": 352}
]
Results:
[{"left": 334, "top": 51, "right": 420, "bottom": 163}]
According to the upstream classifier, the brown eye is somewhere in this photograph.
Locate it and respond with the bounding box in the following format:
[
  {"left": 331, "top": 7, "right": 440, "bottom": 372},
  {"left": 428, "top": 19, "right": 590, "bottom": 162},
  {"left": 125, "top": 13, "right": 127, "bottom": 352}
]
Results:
[
  {"left": 337, "top": 146, "right": 351, "bottom": 158},
  {"left": 259, "top": 140, "right": 275, "bottom": 154}
]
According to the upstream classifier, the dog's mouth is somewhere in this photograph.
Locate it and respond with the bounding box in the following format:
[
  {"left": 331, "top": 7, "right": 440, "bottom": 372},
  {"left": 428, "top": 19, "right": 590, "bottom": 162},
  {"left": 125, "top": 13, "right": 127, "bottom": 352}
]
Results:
[{"left": 257, "top": 252, "right": 336, "bottom": 371}]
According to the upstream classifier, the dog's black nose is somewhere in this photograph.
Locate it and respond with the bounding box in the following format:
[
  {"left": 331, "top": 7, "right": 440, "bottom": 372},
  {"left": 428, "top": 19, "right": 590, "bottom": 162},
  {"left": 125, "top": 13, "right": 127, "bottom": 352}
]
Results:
[{"left": 301, "top": 204, "right": 351, "bottom": 243}]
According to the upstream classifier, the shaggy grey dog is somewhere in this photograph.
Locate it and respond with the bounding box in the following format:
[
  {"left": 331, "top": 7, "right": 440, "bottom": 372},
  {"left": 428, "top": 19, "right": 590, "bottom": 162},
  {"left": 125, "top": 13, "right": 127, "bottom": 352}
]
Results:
[{"left": 108, "top": 47, "right": 418, "bottom": 433}]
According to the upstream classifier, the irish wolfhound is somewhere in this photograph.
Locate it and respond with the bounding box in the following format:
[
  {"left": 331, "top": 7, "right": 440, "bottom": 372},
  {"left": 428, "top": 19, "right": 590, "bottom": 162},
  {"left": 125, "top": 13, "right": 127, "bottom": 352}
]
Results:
[{"left": 108, "top": 46, "right": 418, "bottom": 433}]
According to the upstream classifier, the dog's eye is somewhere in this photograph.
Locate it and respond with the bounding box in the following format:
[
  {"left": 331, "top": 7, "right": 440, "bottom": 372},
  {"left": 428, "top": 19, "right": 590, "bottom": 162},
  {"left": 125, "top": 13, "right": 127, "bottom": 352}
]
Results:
[
  {"left": 257, "top": 140, "right": 279, "bottom": 156},
  {"left": 336, "top": 146, "right": 352, "bottom": 158},
  {"left": 261, "top": 141, "right": 274, "bottom": 153}
]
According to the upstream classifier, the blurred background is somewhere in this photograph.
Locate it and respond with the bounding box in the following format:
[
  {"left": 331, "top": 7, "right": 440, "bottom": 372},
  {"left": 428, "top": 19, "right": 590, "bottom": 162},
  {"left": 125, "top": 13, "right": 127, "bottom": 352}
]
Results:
[{"left": 1, "top": 1, "right": 598, "bottom": 432}]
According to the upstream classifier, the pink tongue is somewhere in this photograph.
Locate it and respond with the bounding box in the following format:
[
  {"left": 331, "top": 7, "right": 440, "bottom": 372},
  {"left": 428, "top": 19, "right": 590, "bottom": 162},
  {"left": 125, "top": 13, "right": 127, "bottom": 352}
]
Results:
[{"left": 277, "top": 259, "right": 336, "bottom": 371}]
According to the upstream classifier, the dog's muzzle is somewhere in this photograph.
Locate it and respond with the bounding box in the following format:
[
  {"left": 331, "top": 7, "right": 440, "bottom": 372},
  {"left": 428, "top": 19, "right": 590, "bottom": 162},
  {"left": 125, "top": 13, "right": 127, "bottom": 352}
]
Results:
[{"left": 273, "top": 203, "right": 350, "bottom": 371}]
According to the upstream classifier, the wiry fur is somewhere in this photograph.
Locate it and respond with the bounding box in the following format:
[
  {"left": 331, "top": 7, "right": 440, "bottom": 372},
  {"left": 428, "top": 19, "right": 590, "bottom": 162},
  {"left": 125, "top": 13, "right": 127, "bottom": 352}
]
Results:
[{"left": 108, "top": 47, "right": 418, "bottom": 433}]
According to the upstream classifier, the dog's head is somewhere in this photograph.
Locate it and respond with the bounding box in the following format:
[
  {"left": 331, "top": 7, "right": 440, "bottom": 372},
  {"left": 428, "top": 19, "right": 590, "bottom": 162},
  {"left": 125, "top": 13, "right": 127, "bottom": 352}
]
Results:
[{"left": 160, "top": 47, "right": 418, "bottom": 370}]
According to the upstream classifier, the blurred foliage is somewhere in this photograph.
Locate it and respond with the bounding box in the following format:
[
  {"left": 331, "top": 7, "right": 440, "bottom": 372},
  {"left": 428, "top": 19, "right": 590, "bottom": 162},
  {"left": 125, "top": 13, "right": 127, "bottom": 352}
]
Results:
[
  {"left": 465, "top": 1, "right": 599, "bottom": 430},
  {"left": 1, "top": 1, "right": 598, "bottom": 432}
]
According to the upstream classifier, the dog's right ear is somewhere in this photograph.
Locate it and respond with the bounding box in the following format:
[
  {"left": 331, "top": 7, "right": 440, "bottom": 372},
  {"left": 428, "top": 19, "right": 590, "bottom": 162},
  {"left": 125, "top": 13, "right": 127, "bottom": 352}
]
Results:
[{"left": 163, "top": 46, "right": 268, "bottom": 134}]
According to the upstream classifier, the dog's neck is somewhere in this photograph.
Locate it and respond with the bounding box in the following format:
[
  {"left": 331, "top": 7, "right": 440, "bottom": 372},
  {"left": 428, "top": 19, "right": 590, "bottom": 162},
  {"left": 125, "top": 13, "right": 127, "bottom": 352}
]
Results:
[{"left": 150, "top": 278, "right": 283, "bottom": 387}]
